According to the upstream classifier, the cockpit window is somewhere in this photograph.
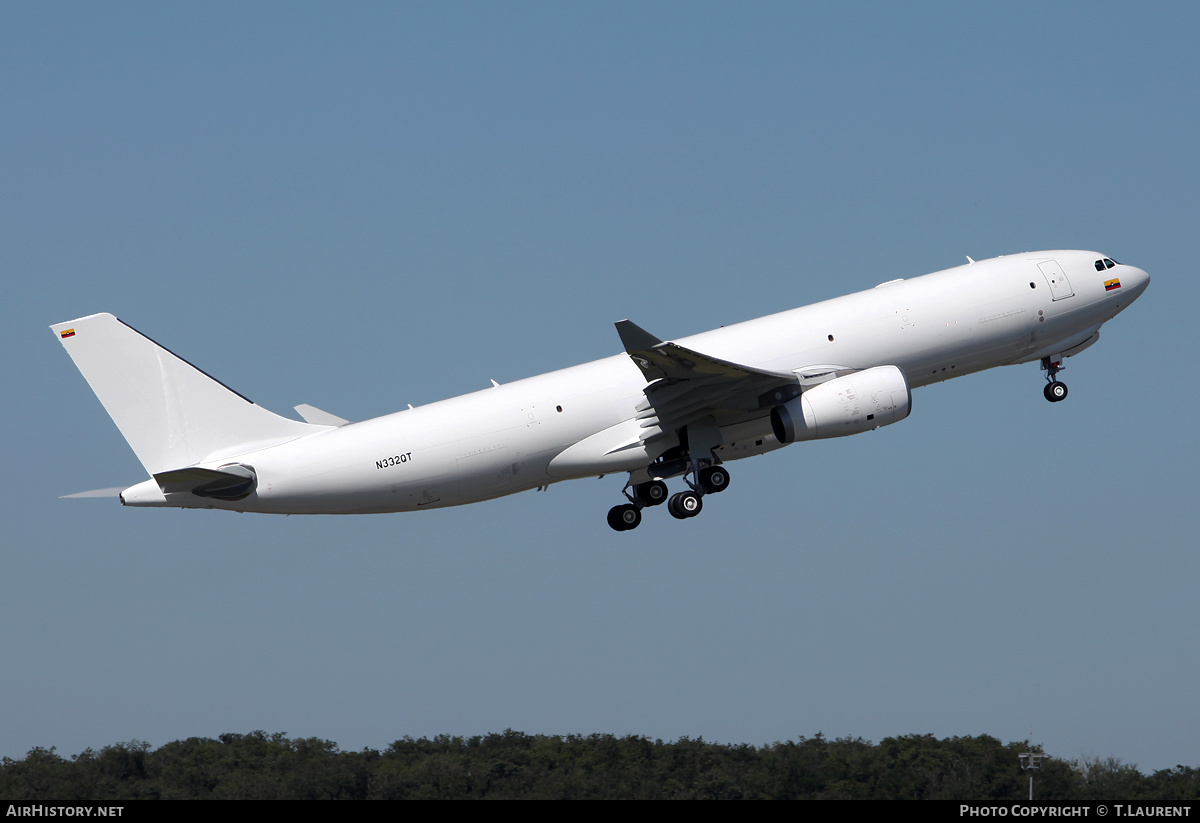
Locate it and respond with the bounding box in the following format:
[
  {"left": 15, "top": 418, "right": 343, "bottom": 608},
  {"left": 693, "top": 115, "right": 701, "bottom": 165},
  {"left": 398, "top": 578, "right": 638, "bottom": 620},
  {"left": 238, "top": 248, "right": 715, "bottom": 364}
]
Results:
[{"left": 1095, "top": 258, "right": 1117, "bottom": 270}]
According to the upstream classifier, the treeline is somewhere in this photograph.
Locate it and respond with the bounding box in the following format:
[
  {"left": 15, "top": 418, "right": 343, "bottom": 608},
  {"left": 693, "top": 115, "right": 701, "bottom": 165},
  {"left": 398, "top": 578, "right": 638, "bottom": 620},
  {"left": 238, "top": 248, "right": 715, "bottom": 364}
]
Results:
[{"left": 2, "top": 730, "right": 1198, "bottom": 800}]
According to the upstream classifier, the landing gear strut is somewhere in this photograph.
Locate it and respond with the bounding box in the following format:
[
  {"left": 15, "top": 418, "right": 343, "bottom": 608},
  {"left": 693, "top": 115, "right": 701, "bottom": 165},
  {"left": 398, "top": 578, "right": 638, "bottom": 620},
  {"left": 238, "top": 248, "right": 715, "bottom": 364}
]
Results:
[
  {"left": 607, "top": 417, "right": 731, "bottom": 531},
  {"left": 663, "top": 457, "right": 730, "bottom": 520},
  {"left": 1041, "top": 357, "right": 1068, "bottom": 403}
]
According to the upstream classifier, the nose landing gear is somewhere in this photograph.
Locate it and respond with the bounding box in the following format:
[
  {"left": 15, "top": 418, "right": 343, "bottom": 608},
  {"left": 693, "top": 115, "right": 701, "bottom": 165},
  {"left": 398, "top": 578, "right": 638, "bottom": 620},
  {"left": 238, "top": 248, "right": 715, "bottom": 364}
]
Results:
[
  {"left": 1043, "top": 381, "right": 1068, "bottom": 402},
  {"left": 1042, "top": 357, "right": 1068, "bottom": 403}
]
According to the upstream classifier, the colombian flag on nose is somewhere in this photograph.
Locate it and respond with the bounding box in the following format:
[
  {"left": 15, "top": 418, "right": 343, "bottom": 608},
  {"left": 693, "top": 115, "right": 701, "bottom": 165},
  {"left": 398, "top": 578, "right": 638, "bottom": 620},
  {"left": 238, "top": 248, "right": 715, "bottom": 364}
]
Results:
[{"left": 1104, "top": 278, "right": 1121, "bottom": 291}]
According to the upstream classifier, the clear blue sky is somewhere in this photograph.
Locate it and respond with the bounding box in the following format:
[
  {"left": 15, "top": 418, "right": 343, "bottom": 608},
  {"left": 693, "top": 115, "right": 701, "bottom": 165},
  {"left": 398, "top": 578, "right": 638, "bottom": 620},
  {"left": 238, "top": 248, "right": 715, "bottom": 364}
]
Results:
[{"left": 4, "top": 2, "right": 1197, "bottom": 772}]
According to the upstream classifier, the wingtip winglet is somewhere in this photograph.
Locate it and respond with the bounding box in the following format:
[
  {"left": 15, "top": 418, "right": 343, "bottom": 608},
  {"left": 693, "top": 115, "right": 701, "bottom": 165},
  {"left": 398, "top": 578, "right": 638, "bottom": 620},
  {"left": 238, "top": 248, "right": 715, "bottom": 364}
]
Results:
[{"left": 615, "top": 319, "right": 663, "bottom": 353}]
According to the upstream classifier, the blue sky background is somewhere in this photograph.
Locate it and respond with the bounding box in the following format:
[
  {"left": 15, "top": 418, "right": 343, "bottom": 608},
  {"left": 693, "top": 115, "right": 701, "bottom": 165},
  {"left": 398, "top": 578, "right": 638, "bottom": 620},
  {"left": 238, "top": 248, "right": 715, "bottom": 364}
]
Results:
[{"left": 4, "top": 2, "right": 1198, "bottom": 772}]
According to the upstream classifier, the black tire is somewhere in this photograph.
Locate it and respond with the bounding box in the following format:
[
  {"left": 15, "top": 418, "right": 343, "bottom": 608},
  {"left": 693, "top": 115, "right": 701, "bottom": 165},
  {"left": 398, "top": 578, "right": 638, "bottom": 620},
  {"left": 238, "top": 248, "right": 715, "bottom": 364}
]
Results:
[
  {"left": 668, "top": 490, "right": 703, "bottom": 519},
  {"left": 635, "top": 480, "right": 668, "bottom": 507},
  {"left": 607, "top": 504, "right": 641, "bottom": 531},
  {"left": 1044, "top": 381, "right": 1068, "bottom": 402},
  {"left": 699, "top": 466, "right": 730, "bottom": 494}
]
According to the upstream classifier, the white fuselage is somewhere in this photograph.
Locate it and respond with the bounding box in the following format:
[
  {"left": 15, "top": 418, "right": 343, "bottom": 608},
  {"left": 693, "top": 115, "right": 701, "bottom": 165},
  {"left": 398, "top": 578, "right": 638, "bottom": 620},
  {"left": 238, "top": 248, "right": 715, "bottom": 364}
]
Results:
[{"left": 123, "top": 250, "right": 1149, "bottom": 514}]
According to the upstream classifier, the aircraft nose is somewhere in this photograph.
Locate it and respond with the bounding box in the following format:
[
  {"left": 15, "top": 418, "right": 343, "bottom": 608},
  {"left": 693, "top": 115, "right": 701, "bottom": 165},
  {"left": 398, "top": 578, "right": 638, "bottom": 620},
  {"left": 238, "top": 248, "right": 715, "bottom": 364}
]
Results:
[{"left": 1124, "top": 265, "right": 1150, "bottom": 298}]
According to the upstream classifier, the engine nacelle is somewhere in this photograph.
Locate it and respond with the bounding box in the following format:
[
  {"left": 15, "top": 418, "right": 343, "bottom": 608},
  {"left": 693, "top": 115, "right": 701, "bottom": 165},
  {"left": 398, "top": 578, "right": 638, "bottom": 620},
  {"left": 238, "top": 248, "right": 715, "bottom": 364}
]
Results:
[{"left": 770, "top": 365, "right": 911, "bottom": 444}]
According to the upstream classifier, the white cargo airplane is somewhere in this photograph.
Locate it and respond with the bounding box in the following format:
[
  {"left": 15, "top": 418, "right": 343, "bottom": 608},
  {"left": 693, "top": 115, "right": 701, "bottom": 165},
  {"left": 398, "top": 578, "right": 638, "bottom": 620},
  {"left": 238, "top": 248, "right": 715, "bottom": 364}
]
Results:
[{"left": 52, "top": 250, "right": 1148, "bottom": 530}]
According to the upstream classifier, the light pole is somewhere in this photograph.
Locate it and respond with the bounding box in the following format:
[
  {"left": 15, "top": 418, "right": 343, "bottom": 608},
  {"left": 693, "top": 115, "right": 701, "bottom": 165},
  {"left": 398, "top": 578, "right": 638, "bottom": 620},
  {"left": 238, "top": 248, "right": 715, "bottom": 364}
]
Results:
[{"left": 1019, "top": 750, "right": 1047, "bottom": 801}]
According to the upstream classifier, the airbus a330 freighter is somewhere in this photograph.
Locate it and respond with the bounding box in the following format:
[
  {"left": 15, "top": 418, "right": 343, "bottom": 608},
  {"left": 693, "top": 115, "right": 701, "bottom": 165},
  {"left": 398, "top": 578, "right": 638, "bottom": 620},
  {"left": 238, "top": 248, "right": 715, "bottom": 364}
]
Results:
[{"left": 52, "top": 250, "right": 1149, "bottom": 530}]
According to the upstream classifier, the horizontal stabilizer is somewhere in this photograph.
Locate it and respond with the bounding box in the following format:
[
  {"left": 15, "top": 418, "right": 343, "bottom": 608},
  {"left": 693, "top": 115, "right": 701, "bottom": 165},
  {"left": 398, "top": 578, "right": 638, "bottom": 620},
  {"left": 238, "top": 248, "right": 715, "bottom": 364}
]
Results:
[{"left": 60, "top": 487, "right": 126, "bottom": 499}]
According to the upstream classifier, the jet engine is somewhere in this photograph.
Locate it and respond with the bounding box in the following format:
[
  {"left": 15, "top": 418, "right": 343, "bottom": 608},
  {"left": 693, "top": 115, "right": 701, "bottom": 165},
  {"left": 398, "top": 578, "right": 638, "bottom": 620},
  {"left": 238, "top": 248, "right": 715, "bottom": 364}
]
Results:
[{"left": 770, "top": 365, "right": 911, "bottom": 444}]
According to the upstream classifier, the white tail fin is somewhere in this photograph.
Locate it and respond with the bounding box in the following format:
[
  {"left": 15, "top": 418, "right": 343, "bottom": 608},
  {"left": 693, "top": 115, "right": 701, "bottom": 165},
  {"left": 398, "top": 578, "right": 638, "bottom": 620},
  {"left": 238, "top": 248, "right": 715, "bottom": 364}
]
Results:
[{"left": 51, "top": 313, "right": 327, "bottom": 475}]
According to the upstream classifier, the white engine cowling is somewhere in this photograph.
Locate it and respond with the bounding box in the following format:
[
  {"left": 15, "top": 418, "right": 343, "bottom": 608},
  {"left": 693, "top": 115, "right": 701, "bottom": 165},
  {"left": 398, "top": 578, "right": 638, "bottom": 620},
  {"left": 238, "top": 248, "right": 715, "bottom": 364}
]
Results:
[{"left": 770, "top": 365, "right": 911, "bottom": 444}]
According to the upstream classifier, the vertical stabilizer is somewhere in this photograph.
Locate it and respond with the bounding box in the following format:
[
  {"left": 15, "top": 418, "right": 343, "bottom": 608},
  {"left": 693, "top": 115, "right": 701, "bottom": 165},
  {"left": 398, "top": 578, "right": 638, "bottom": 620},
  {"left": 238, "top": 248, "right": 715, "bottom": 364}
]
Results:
[{"left": 51, "top": 313, "right": 326, "bottom": 474}]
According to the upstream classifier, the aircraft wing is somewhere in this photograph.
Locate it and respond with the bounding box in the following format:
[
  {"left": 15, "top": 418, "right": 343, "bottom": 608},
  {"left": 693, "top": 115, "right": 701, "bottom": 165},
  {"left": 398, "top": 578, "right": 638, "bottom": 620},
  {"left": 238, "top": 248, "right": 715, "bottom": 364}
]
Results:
[{"left": 615, "top": 320, "right": 800, "bottom": 442}]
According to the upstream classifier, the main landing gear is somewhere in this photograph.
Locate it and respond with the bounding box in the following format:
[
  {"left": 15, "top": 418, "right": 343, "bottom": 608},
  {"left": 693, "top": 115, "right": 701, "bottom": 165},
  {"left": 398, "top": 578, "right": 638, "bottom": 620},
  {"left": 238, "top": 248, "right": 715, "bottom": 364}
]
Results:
[
  {"left": 605, "top": 478, "right": 667, "bottom": 531},
  {"left": 607, "top": 465, "right": 730, "bottom": 531},
  {"left": 1041, "top": 357, "right": 1068, "bottom": 403}
]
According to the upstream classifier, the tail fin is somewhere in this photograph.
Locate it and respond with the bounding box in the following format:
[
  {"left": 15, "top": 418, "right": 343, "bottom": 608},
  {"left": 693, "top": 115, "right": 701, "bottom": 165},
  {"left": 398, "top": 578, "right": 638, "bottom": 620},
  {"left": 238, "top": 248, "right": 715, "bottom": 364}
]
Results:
[{"left": 51, "top": 313, "right": 327, "bottom": 475}]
